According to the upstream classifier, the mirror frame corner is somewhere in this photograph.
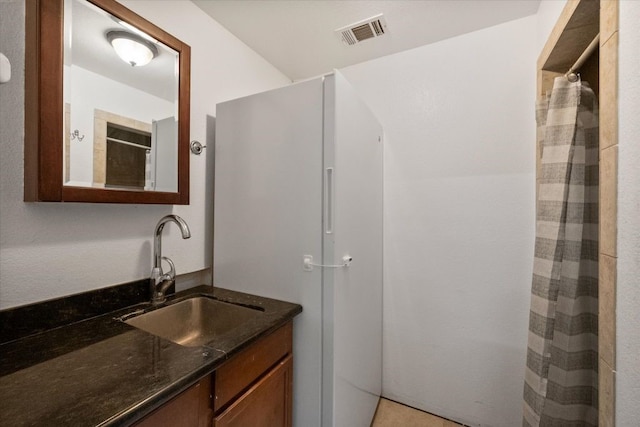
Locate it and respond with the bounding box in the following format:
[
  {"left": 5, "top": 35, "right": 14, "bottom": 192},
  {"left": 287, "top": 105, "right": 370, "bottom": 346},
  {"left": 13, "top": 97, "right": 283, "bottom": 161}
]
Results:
[{"left": 25, "top": 0, "right": 191, "bottom": 205}]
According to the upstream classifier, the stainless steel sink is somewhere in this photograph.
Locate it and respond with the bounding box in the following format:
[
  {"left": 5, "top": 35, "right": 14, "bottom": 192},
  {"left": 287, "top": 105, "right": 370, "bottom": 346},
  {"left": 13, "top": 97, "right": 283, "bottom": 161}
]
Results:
[{"left": 125, "top": 296, "right": 262, "bottom": 347}]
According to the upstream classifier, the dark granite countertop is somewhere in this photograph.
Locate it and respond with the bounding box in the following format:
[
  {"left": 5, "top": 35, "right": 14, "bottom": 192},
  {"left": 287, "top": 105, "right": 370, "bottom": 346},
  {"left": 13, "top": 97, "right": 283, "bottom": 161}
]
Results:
[{"left": 0, "top": 285, "right": 301, "bottom": 426}]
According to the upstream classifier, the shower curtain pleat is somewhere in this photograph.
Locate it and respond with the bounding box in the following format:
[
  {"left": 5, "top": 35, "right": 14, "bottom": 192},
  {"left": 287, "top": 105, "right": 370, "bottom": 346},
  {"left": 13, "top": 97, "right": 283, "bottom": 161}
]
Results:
[{"left": 523, "top": 76, "right": 599, "bottom": 427}]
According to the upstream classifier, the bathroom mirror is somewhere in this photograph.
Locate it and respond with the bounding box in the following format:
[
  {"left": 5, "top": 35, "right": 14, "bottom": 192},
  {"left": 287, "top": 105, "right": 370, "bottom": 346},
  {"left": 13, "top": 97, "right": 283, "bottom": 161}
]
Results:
[{"left": 25, "top": 0, "right": 190, "bottom": 204}]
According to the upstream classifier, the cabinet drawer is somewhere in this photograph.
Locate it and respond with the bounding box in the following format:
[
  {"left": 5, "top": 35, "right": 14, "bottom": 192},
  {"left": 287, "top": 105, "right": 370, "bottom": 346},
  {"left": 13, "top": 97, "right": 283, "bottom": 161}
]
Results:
[
  {"left": 214, "top": 322, "right": 292, "bottom": 412},
  {"left": 214, "top": 355, "right": 293, "bottom": 427}
]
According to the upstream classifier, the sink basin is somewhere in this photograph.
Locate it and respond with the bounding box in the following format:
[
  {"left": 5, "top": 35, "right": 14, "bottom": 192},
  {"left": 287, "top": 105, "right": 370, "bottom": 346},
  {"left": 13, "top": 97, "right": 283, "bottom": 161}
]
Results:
[{"left": 125, "top": 296, "right": 262, "bottom": 347}]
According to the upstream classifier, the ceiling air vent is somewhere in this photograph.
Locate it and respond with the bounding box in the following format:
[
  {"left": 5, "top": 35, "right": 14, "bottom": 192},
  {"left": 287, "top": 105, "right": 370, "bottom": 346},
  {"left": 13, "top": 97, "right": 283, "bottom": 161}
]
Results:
[{"left": 335, "top": 14, "right": 387, "bottom": 46}]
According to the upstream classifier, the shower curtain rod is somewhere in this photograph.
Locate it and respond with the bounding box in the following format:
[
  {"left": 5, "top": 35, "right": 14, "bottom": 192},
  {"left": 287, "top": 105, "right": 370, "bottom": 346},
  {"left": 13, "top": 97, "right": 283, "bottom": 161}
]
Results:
[{"left": 566, "top": 33, "right": 600, "bottom": 78}]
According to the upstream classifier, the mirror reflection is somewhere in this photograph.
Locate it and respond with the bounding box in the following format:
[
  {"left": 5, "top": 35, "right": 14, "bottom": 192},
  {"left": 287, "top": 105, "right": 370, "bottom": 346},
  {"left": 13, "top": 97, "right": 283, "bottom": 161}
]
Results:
[{"left": 63, "top": 0, "right": 179, "bottom": 192}]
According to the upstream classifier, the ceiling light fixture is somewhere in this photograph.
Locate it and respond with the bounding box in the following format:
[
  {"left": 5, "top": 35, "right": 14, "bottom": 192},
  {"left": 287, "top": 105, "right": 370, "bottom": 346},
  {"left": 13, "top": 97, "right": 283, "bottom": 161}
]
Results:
[{"left": 106, "top": 30, "right": 158, "bottom": 67}]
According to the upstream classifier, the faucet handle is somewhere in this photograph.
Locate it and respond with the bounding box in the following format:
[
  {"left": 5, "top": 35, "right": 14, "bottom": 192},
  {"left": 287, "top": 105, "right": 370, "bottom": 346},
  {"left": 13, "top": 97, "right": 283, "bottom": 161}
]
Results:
[{"left": 161, "top": 256, "right": 176, "bottom": 280}]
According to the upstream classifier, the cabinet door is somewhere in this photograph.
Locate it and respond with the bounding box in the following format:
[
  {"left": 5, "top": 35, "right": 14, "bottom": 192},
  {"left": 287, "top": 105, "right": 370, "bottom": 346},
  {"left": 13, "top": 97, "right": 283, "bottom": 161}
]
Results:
[
  {"left": 214, "top": 355, "right": 293, "bottom": 427},
  {"left": 134, "top": 376, "right": 212, "bottom": 427}
]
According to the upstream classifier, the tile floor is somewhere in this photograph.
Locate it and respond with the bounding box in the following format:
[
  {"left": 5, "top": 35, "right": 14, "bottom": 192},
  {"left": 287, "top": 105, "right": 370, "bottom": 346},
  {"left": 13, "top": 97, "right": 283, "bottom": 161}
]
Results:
[{"left": 371, "top": 398, "right": 464, "bottom": 427}]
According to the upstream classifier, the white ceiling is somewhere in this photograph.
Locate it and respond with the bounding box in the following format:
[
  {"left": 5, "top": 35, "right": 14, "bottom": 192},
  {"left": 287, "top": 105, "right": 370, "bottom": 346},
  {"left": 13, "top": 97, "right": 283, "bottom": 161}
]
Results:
[
  {"left": 193, "top": 0, "right": 542, "bottom": 81},
  {"left": 70, "top": 0, "right": 178, "bottom": 101}
]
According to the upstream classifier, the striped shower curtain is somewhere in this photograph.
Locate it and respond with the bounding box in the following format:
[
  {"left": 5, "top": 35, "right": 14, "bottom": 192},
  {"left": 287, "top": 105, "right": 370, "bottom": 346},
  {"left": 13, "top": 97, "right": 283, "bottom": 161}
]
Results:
[{"left": 523, "top": 76, "right": 599, "bottom": 426}]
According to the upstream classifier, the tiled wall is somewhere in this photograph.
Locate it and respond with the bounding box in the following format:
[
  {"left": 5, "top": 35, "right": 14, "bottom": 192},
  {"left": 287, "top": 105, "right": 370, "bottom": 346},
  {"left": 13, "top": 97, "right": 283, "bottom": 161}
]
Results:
[
  {"left": 598, "top": 1, "right": 619, "bottom": 425},
  {"left": 536, "top": 0, "right": 619, "bottom": 423}
]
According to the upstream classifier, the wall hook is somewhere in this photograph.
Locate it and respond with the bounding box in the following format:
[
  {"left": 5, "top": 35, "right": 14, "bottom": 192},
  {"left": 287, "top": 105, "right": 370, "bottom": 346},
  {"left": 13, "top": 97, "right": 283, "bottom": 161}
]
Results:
[
  {"left": 190, "top": 140, "right": 206, "bottom": 155},
  {"left": 70, "top": 129, "right": 85, "bottom": 141}
]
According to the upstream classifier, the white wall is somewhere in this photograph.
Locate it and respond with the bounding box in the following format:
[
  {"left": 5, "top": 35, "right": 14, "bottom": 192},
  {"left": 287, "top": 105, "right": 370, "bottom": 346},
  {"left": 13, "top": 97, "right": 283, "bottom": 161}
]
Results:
[
  {"left": 340, "top": 15, "right": 537, "bottom": 427},
  {"left": 616, "top": 0, "right": 640, "bottom": 422},
  {"left": 0, "top": 0, "right": 290, "bottom": 309},
  {"left": 535, "top": 0, "right": 567, "bottom": 53}
]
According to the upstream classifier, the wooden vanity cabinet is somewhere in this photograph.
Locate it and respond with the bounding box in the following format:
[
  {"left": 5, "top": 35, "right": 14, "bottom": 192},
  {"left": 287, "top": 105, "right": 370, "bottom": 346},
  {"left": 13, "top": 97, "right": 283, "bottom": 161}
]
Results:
[
  {"left": 133, "top": 322, "right": 293, "bottom": 427},
  {"left": 213, "top": 323, "right": 293, "bottom": 427}
]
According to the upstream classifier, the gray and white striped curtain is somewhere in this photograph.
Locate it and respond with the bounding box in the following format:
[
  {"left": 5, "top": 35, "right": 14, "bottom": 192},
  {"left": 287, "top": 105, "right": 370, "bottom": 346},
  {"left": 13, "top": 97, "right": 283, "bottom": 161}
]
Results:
[{"left": 523, "top": 76, "right": 599, "bottom": 427}]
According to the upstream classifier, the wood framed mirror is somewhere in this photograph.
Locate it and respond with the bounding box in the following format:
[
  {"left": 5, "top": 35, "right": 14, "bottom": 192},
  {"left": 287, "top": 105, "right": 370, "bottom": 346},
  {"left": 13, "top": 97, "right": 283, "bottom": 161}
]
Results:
[{"left": 25, "top": 0, "right": 190, "bottom": 204}]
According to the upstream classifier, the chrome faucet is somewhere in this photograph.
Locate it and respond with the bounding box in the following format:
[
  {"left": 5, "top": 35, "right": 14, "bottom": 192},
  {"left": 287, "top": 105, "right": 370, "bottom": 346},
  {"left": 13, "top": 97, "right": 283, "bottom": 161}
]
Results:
[{"left": 150, "top": 214, "right": 191, "bottom": 304}]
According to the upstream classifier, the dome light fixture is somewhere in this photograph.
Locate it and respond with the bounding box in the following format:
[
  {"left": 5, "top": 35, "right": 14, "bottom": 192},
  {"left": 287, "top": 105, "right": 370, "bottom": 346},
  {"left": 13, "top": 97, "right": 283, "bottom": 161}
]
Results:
[{"left": 106, "top": 30, "right": 158, "bottom": 67}]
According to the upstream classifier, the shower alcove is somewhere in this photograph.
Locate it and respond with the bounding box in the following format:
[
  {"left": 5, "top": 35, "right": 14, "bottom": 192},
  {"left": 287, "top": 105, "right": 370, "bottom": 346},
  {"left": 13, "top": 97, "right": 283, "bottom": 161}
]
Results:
[{"left": 537, "top": 0, "right": 618, "bottom": 425}]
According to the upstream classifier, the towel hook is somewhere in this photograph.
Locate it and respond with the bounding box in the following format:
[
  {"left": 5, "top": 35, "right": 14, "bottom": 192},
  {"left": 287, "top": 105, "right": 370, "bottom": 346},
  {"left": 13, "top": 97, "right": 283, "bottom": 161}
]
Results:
[{"left": 70, "top": 129, "right": 85, "bottom": 141}]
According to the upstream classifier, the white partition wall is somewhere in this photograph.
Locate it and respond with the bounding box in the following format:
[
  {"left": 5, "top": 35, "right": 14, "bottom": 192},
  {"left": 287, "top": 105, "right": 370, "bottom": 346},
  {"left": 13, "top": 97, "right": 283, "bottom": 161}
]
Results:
[
  {"left": 215, "top": 79, "right": 325, "bottom": 426},
  {"left": 215, "top": 72, "right": 383, "bottom": 426}
]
